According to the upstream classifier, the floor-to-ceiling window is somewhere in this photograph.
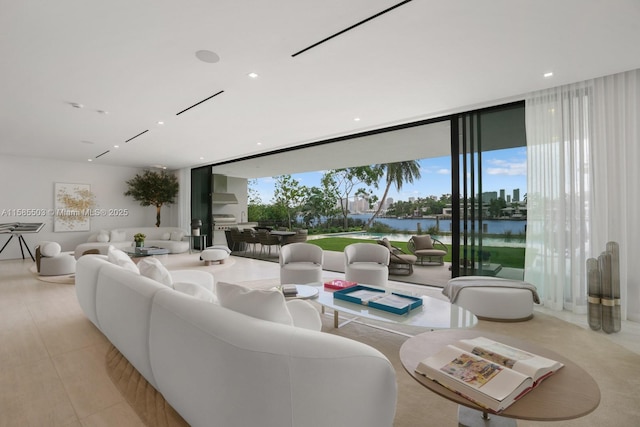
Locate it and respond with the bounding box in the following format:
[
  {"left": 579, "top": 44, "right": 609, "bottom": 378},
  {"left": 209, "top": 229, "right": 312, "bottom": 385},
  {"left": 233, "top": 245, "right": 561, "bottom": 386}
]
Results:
[
  {"left": 198, "top": 101, "right": 527, "bottom": 285},
  {"left": 452, "top": 102, "right": 527, "bottom": 279}
]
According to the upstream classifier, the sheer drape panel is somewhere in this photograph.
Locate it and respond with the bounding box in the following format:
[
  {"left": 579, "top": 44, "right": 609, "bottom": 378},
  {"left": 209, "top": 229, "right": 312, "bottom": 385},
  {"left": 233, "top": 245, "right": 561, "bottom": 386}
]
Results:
[
  {"left": 177, "top": 167, "right": 191, "bottom": 232},
  {"left": 591, "top": 70, "right": 640, "bottom": 321},
  {"left": 526, "top": 69, "right": 640, "bottom": 320},
  {"left": 525, "top": 85, "right": 591, "bottom": 313}
]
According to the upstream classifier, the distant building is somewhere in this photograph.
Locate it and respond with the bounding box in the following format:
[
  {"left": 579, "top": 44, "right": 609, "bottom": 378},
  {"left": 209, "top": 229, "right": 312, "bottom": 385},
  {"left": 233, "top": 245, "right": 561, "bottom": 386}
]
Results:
[
  {"left": 480, "top": 191, "right": 498, "bottom": 203},
  {"left": 513, "top": 189, "right": 520, "bottom": 202},
  {"left": 500, "top": 189, "right": 505, "bottom": 200}
]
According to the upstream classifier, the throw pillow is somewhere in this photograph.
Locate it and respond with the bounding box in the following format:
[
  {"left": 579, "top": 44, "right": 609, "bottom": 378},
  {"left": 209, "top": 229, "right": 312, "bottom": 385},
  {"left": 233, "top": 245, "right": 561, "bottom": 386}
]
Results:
[
  {"left": 170, "top": 230, "right": 185, "bottom": 241},
  {"left": 137, "top": 257, "right": 172, "bottom": 287},
  {"left": 110, "top": 229, "right": 127, "bottom": 242},
  {"left": 96, "top": 231, "right": 110, "bottom": 242},
  {"left": 161, "top": 232, "right": 171, "bottom": 240},
  {"left": 107, "top": 248, "right": 139, "bottom": 274},
  {"left": 173, "top": 282, "right": 218, "bottom": 303},
  {"left": 216, "top": 282, "right": 293, "bottom": 326},
  {"left": 39, "top": 241, "right": 61, "bottom": 257},
  {"left": 412, "top": 235, "right": 433, "bottom": 250}
]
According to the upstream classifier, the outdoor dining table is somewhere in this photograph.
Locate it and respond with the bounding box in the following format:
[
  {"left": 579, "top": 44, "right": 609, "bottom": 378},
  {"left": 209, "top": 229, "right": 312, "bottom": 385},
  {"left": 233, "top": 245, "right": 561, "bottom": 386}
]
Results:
[{"left": 270, "top": 230, "right": 296, "bottom": 245}]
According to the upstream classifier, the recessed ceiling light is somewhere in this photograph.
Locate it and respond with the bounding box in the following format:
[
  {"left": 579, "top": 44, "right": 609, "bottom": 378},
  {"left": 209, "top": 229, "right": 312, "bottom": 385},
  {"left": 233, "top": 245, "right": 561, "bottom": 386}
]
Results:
[
  {"left": 113, "top": 145, "right": 119, "bottom": 149},
  {"left": 257, "top": 142, "right": 262, "bottom": 146},
  {"left": 97, "top": 110, "right": 109, "bottom": 115},
  {"left": 157, "top": 121, "right": 164, "bottom": 125},
  {"left": 354, "top": 117, "right": 361, "bottom": 121},
  {"left": 544, "top": 72, "right": 554, "bottom": 78},
  {"left": 195, "top": 50, "right": 220, "bottom": 63},
  {"left": 248, "top": 72, "right": 259, "bottom": 79},
  {"left": 87, "top": 159, "right": 92, "bottom": 162},
  {"left": 199, "top": 156, "right": 205, "bottom": 160}
]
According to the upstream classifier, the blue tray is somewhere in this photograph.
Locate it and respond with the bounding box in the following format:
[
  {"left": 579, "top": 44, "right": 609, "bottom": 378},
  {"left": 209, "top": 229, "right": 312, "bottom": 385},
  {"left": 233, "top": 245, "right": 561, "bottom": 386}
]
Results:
[
  {"left": 333, "top": 285, "right": 385, "bottom": 304},
  {"left": 333, "top": 285, "right": 422, "bottom": 315},
  {"left": 368, "top": 292, "right": 423, "bottom": 315}
]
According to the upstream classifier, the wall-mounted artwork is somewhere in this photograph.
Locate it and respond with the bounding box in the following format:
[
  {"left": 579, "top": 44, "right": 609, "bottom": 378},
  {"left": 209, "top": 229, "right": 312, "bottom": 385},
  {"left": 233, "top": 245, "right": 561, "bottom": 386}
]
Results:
[{"left": 54, "top": 183, "right": 96, "bottom": 232}]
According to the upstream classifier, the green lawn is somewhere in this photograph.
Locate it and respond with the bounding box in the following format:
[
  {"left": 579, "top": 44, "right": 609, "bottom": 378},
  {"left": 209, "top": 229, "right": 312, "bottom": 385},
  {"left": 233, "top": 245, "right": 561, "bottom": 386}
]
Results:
[{"left": 307, "top": 237, "right": 525, "bottom": 269}]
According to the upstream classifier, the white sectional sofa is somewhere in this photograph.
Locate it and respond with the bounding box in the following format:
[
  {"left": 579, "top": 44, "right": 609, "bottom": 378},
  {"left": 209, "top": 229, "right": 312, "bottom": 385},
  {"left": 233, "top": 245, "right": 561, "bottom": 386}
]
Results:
[
  {"left": 75, "top": 255, "right": 397, "bottom": 427},
  {"left": 74, "top": 226, "right": 190, "bottom": 259}
]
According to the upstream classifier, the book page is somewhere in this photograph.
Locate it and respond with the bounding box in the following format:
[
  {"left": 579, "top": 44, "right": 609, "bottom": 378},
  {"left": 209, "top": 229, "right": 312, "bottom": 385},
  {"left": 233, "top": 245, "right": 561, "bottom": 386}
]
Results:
[
  {"left": 457, "top": 337, "right": 564, "bottom": 381},
  {"left": 440, "top": 353, "right": 502, "bottom": 388},
  {"left": 417, "top": 345, "right": 532, "bottom": 403}
]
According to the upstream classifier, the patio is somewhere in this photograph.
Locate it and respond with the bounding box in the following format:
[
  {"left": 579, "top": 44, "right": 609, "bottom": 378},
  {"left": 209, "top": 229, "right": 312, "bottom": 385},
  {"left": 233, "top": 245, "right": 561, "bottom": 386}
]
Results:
[{"left": 231, "top": 247, "right": 524, "bottom": 288}]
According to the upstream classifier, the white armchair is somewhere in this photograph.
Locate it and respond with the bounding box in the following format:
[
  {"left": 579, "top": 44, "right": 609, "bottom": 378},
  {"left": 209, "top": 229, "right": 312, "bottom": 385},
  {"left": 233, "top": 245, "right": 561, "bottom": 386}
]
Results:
[
  {"left": 344, "top": 243, "right": 390, "bottom": 286},
  {"left": 279, "top": 242, "right": 323, "bottom": 285},
  {"left": 35, "top": 241, "right": 76, "bottom": 276}
]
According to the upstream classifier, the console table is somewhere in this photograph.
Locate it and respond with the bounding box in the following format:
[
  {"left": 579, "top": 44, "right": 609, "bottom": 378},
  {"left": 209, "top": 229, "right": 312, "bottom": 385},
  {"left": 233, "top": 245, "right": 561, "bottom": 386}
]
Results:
[{"left": 399, "top": 330, "right": 600, "bottom": 426}]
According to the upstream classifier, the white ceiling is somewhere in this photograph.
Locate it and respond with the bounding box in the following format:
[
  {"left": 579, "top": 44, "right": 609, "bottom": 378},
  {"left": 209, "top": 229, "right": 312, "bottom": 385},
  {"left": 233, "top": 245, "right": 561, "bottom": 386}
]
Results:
[{"left": 2, "top": 1, "right": 640, "bottom": 177}]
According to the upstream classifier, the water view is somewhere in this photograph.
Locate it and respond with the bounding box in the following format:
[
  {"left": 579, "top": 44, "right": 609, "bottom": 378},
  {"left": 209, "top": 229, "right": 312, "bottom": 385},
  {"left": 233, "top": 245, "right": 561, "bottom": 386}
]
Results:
[
  {"left": 347, "top": 214, "right": 527, "bottom": 234},
  {"left": 309, "top": 214, "right": 527, "bottom": 248}
]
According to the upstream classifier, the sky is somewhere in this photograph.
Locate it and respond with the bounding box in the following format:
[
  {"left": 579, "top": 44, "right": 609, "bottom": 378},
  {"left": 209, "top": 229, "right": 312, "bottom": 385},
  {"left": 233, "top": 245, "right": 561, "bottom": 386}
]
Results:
[{"left": 251, "top": 147, "right": 527, "bottom": 204}]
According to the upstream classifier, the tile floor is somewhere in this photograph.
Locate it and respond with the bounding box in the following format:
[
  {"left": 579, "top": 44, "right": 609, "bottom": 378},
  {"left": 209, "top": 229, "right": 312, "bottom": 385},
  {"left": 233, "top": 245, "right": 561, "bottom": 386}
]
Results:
[{"left": 1, "top": 255, "right": 638, "bottom": 426}]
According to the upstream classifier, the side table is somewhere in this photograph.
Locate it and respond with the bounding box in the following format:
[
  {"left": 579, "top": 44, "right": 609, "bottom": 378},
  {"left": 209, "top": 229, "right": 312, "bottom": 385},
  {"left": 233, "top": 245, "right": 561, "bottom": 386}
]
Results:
[
  {"left": 399, "top": 330, "right": 600, "bottom": 426},
  {"left": 186, "top": 234, "right": 207, "bottom": 253}
]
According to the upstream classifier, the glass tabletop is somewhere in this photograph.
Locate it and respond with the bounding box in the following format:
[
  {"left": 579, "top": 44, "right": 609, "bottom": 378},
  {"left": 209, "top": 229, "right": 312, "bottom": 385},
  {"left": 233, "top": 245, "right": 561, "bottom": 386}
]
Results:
[
  {"left": 310, "top": 283, "right": 477, "bottom": 329},
  {"left": 123, "top": 247, "right": 170, "bottom": 256}
]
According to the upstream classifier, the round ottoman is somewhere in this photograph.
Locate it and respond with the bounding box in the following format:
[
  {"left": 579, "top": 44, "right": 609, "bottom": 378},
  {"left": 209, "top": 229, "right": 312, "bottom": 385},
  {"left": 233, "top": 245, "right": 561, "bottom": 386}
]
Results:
[
  {"left": 447, "top": 277, "right": 535, "bottom": 322},
  {"left": 200, "top": 246, "right": 231, "bottom": 266}
]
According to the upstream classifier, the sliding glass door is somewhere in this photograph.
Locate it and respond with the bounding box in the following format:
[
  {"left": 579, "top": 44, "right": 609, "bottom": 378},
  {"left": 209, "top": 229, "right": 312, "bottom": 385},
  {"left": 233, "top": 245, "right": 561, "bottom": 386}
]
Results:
[{"left": 451, "top": 102, "right": 527, "bottom": 279}]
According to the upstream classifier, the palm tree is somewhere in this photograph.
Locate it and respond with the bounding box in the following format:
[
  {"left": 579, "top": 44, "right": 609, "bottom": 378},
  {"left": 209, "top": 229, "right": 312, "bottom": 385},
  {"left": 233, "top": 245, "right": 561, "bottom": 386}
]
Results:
[{"left": 366, "top": 161, "right": 421, "bottom": 228}]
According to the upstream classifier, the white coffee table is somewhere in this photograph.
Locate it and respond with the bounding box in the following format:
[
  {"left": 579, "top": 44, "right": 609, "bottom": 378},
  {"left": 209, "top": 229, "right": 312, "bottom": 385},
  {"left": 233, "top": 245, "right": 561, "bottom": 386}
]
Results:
[
  {"left": 282, "top": 284, "right": 319, "bottom": 300},
  {"left": 308, "top": 283, "right": 477, "bottom": 335}
]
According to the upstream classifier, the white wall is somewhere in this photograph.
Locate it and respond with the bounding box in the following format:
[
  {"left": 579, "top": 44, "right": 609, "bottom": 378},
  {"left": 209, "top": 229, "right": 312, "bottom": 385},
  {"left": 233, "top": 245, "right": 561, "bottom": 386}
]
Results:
[{"left": 0, "top": 155, "right": 179, "bottom": 259}]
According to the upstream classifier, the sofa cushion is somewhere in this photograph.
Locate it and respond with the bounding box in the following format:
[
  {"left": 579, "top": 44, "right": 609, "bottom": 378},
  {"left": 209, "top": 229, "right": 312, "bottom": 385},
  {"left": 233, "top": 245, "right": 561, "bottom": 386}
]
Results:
[
  {"left": 96, "top": 230, "right": 110, "bottom": 242},
  {"left": 107, "top": 248, "right": 139, "bottom": 274},
  {"left": 170, "top": 230, "right": 185, "bottom": 241},
  {"left": 110, "top": 229, "right": 127, "bottom": 242},
  {"left": 412, "top": 235, "right": 433, "bottom": 250},
  {"left": 161, "top": 232, "right": 171, "bottom": 240},
  {"left": 173, "top": 282, "right": 218, "bottom": 303},
  {"left": 216, "top": 282, "right": 293, "bottom": 326},
  {"left": 40, "top": 241, "right": 61, "bottom": 257},
  {"left": 138, "top": 257, "right": 172, "bottom": 287}
]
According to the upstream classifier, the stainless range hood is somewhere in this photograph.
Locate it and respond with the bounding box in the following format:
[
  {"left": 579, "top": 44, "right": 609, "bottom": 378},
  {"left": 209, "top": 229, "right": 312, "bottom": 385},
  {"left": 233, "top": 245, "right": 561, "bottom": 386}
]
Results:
[{"left": 211, "top": 174, "right": 238, "bottom": 204}]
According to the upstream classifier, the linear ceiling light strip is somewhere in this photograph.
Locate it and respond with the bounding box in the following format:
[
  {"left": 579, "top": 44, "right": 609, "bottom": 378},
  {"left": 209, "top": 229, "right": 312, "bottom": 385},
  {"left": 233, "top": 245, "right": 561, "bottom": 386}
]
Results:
[
  {"left": 291, "top": 0, "right": 413, "bottom": 57},
  {"left": 95, "top": 150, "right": 110, "bottom": 158},
  {"left": 125, "top": 129, "right": 149, "bottom": 143},
  {"left": 176, "top": 90, "right": 225, "bottom": 116}
]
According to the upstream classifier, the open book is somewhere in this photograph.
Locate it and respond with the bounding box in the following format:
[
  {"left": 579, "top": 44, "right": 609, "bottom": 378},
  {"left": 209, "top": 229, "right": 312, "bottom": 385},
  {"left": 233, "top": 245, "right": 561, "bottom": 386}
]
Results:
[{"left": 415, "top": 337, "right": 564, "bottom": 413}]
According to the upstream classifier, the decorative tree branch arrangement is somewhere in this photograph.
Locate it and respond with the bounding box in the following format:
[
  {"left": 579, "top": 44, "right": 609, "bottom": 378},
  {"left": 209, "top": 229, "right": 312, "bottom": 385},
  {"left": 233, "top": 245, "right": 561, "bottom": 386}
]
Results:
[{"left": 124, "top": 170, "right": 179, "bottom": 227}]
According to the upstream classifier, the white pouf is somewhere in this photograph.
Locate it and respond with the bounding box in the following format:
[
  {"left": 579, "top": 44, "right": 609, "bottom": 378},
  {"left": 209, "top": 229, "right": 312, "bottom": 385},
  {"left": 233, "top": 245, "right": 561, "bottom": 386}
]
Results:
[
  {"left": 442, "top": 276, "right": 539, "bottom": 322},
  {"left": 452, "top": 283, "right": 534, "bottom": 322},
  {"left": 201, "top": 246, "right": 231, "bottom": 266}
]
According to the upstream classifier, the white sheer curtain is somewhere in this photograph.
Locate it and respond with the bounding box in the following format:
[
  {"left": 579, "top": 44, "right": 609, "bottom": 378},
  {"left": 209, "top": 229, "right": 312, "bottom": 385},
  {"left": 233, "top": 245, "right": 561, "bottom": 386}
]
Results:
[
  {"left": 524, "top": 82, "right": 592, "bottom": 313},
  {"left": 525, "top": 69, "right": 640, "bottom": 321},
  {"left": 590, "top": 70, "right": 640, "bottom": 322},
  {"left": 176, "top": 167, "right": 191, "bottom": 232}
]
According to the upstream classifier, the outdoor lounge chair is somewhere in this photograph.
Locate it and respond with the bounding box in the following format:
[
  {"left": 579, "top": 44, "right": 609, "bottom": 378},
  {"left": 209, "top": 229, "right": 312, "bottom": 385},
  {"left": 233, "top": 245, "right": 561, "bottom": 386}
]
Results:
[
  {"left": 408, "top": 235, "right": 448, "bottom": 266},
  {"left": 377, "top": 238, "right": 417, "bottom": 276}
]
